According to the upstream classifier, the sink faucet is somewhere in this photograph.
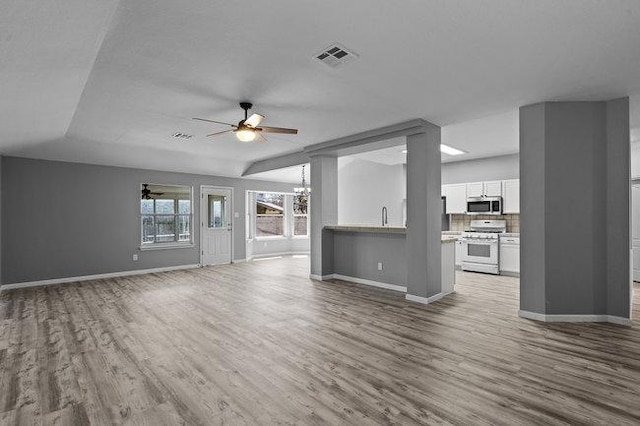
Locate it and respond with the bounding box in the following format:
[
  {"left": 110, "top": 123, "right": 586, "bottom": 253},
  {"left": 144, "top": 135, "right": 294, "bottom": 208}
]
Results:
[{"left": 382, "top": 206, "right": 388, "bottom": 226}]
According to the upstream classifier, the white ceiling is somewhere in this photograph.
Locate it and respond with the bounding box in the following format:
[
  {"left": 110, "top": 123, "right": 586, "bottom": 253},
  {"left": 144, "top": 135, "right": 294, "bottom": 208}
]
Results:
[{"left": 2, "top": 1, "right": 640, "bottom": 179}]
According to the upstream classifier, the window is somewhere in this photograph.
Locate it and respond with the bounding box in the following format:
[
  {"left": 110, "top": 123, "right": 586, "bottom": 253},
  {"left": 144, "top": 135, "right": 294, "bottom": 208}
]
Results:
[
  {"left": 248, "top": 191, "right": 310, "bottom": 239},
  {"left": 140, "top": 184, "right": 192, "bottom": 246},
  {"left": 293, "top": 194, "right": 309, "bottom": 236},
  {"left": 255, "top": 192, "right": 284, "bottom": 237}
]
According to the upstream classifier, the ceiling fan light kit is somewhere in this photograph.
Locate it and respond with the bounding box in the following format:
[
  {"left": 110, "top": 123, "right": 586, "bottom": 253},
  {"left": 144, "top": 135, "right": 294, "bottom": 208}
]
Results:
[
  {"left": 193, "top": 102, "right": 298, "bottom": 143},
  {"left": 236, "top": 129, "right": 256, "bottom": 142}
]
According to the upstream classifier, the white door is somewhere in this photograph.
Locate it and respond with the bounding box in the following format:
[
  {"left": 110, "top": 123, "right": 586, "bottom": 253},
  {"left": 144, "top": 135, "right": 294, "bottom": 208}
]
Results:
[
  {"left": 632, "top": 185, "right": 640, "bottom": 281},
  {"left": 201, "top": 186, "right": 232, "bottom": 266}
]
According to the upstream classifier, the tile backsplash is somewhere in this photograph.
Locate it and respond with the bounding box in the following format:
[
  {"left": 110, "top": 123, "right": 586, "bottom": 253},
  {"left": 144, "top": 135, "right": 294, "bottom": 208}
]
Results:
[{"left": 449, "top": 214, "right": 520, "bottom": 233}]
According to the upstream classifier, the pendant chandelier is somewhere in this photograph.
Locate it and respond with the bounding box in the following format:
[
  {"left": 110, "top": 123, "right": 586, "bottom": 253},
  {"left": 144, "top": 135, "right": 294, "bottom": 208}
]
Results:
[{"left": 294, "top": 165, "right": 310, "bottom": 197}]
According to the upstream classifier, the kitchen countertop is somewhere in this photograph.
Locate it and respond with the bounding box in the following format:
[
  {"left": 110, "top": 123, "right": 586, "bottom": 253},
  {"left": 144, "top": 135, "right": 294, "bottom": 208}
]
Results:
[{"left": 324, "top": 225, "right": 457, "bottom": 243}]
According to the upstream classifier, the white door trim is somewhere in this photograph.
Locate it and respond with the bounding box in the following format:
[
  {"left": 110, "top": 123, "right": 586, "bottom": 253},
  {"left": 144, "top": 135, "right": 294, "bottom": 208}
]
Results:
[{"left": 200, "top": 185, "right": 234, "bottom": 266}]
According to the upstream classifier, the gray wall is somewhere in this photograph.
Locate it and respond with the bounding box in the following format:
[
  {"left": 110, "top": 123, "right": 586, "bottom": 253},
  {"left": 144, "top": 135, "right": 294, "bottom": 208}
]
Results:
[
  {"left": 1, "top": 156, "right": 298, "bottom": 285},
  {"left": 309, "top": 155, "right": 338, "bottom": 277},
  {"left": 406, "top": 127, "right": 442, "bottom": 299},
  {"left": 0, "top": 156, "right": 2, "bottom": 284},
  {"left": 605, "top": 98, "right": 631, "bottom": 318},
  {"left": 332, "top": 231, "right": 406, "bottom": 286},
  {"left": 441, "top": 154, "right": 519, "bottom": 184},
  {"left": 519, "top": 104, "right": 546, "bottom": 313},
  {"left": 338, "top": 159, "right": 405, "bottom": 226},
  {"left": 520, "top": 99, "right": 630, "bottom": 318}
]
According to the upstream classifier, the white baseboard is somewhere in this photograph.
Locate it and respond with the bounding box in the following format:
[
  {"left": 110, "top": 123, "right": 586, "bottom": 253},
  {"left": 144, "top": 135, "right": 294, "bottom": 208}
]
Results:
[
  {"left": 405, "top": 290, "right": 453, "bottom": 305},
  {"left": 309, "top": 273, "right": 334, "bottom": 281},
  {"left": 405, "top": 294, "right": 430, "bottom": 304},
  {"left": 519, "top": 310, "right": 632, "bottom": 326},
  {"left": 232, "top": 258, "right": 247, "bottom": 264},
  {"left": 246, "top": 251, "right": 310, "bottom": 262},
  {"left": 0, "top": 264, "right": 201, "bottom": 292},
  {"left": 330, "top": 274, "right": 407, "bottom": 293}
]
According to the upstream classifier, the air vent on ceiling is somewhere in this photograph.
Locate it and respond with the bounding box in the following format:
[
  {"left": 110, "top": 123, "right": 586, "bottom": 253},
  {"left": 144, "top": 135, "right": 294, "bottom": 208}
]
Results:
[
  {"left": 314, "top": 43, "right": 358, "bottom": 68},
  {"left": 172, "top": 132, "right": 193, "bottom": 139}
]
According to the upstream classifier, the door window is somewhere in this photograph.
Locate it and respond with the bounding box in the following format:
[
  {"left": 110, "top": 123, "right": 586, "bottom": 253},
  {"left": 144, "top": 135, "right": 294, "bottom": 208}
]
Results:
[{"left": 208, "top": 195, "right": 227, "bottom": 228}]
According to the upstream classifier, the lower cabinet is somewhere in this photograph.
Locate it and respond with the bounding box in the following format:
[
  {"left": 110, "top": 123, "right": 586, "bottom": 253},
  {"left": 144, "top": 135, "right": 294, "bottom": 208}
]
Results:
[
  {"left": 455, "top": 239, "right": 463, "bottom": 268},
  {"left": 499, "top": 236, "right": 520, "bottom": 274}
]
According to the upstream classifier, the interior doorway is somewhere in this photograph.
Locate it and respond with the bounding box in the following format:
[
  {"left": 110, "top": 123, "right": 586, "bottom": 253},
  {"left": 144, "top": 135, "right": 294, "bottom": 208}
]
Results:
[{"left": 201, "top": 186, "right": 233, "bottom": 266}]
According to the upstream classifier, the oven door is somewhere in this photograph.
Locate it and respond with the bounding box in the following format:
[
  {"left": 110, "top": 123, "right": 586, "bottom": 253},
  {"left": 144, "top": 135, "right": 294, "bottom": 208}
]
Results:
[{"left": 461, "top": 239, "right": 498, "bottom": 265}]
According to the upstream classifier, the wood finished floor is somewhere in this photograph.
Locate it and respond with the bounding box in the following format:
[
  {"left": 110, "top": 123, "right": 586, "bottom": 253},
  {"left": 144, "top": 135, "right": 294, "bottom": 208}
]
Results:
[{"left": 1, "top": 258, "right": 640, "bottom": 426}]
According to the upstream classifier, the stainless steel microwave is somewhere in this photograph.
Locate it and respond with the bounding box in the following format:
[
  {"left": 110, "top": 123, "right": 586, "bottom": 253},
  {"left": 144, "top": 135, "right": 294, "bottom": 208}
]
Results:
[{"left": 466, "top": 197, "right": 502, "bottom": 215}]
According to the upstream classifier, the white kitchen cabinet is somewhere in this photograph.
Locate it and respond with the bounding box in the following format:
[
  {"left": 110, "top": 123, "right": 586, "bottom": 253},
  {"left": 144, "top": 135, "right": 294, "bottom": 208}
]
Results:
[
  {"left": 484, "top": 181, "right": 503, "bottom": 197},
  {"left": 455, "top": 239, "right": 463, "bottom": 268},
  {"left": 442, "top": 184, "right": 467, "bottom": 214},
  {"left": 466, "top": 182, "right": 484, "bottom": 198},
  {"left": 466, "top": 181, "right": 502, "bottom": 198},
  {"left": 499, "top": 236, "right": 520, "bottom": 274},
  {"left": 503, "top": 179, "right": 520, "bottom": 214}
]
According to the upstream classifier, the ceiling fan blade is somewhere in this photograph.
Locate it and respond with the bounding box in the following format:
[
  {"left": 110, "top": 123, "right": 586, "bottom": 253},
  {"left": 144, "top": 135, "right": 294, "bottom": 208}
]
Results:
[
  {"left": 255, "top": 132, "right": 267, "bottom": 142},
  {"left": 245, "top": 113, "right": 265, "bottom": 128},
  {"left": 258, "top": 126, "right": 298, "bottom": 135},
  {"left": 192, "top": 117, "right": 236, "bottom": 127},
  {"left": 206, "top": 130, "right": 233, "bottom": 137}
]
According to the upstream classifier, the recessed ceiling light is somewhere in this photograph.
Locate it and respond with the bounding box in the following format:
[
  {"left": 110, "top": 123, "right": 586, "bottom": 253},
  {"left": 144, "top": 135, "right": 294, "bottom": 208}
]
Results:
[
  {"left": 440, "top": 144, "right": 466, "bottom": 156},
  {"left": 400, "top": 145, "right": 466, "bottom": 156}
]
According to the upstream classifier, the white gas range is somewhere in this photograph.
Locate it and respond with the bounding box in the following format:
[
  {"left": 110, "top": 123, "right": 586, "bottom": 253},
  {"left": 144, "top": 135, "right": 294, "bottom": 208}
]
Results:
[{"left": 461, "top": 219, "right": 506, "bottom": 274}]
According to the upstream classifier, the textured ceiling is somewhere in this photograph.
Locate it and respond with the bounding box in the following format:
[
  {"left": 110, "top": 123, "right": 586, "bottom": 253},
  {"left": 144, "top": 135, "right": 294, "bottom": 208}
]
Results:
[{"left": 2, "top": 0, "right": 640, "bottom": 178}]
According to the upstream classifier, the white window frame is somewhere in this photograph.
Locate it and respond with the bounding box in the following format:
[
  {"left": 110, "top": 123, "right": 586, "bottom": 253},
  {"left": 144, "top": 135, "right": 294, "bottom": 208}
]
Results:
[
  {"left": 292, "top": 193, "right": 309, "bottom": 238},
  {"left": 139, "top": 184, "right": 194, "bottom": 250},
  {"left": 254, "top": 191, "right": 287, "bottom": 239},
  {"left": 247, "top": 191, "right": 310, "bottom": 241}
]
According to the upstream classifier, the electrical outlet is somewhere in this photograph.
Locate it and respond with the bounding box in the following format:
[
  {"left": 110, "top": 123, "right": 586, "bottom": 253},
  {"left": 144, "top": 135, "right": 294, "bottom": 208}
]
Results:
[
  {"left": 133, "top": 254, "right": 138, "bottom": 261},
  {"left": 377, "top": 262, "right": 383, "bottom": 271},
  {"left": 234, "top": 212, "right": 240, "bottom": 218}
]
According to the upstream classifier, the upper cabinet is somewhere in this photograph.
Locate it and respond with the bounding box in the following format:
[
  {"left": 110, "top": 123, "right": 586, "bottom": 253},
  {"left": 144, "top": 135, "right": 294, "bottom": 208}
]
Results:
[
  {"left": 503, "top": 179, "right": 520, "bottom": 214},
  {"left": 442, "top": 179, "right": 519, "bottom": 215},
  {"left": 442, "top": 184, "right": 467, "bottom": 214},
  {"left": 466, "top": 182, "right": 484, "bottom": 198},
  {"left": 466, "top": 180, "right": 502, "bottom": 198}
]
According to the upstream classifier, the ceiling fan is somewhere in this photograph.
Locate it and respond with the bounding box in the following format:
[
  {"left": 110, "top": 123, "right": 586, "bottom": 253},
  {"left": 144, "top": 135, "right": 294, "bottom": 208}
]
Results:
[
  {"left": 141, "top": 184, "right": 164, "bottom": 200},
  {"left": 192, "top": 102, "right": 298, "bottom": 142}
]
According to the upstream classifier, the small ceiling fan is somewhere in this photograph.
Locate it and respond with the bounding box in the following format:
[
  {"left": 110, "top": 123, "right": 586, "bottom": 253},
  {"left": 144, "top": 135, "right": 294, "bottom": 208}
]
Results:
[
  {"left": 141, "top": 184, "right": 164, "bottom": 200},
  {"left": 193, "top": 102, "right": 298, "bottom": 142}
]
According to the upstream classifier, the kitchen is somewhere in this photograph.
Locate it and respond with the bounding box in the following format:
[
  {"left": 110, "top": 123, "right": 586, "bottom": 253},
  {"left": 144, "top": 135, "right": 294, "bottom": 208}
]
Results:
[
  {"left": 443, "top": 177, "right": 520, "bottom": 277},
  {"left": 331, "top": 135, "right": 520, "bottom": 299}
]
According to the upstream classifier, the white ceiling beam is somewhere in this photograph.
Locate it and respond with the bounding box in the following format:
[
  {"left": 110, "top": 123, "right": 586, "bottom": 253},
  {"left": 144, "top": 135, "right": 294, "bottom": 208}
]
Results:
[{"left": 242, "top": 119, "right": 436, "bottom": 176}]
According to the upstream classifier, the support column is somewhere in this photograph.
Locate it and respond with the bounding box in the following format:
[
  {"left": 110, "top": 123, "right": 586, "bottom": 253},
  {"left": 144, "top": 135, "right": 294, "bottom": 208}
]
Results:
[
  {"left": 519, "top": 98, "right": 630, "bottom": 323},
  {"left": 309, "top": 155, "right": 338, "bottom": 279},
  {"left": 405, "top": 125, "right": 442, "bottom": 303}
]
